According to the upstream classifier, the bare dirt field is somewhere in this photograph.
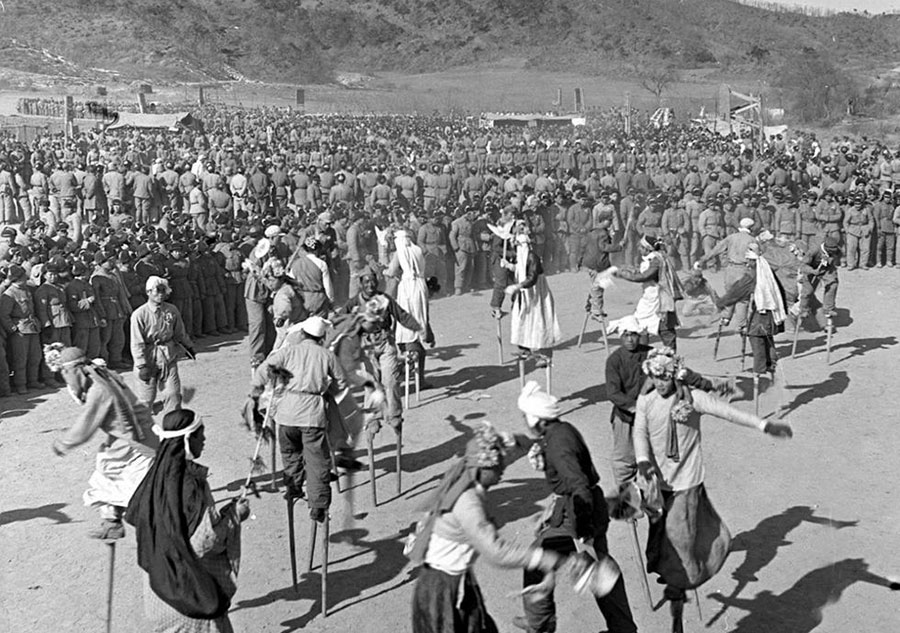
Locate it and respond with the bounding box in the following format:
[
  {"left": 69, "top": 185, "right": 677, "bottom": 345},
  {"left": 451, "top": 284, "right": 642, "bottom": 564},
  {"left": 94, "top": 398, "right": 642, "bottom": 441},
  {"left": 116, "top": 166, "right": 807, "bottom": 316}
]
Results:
[{"left": 3, "top": 266, "right": 899, "bottom": 633}]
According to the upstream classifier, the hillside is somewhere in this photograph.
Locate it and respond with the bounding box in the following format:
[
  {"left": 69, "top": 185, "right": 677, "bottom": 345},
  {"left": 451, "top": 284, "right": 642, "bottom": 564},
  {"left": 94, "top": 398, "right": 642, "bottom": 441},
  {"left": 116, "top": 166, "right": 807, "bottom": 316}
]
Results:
[{"left": 1, "top": 0, "right": 900, "bottom": 83}]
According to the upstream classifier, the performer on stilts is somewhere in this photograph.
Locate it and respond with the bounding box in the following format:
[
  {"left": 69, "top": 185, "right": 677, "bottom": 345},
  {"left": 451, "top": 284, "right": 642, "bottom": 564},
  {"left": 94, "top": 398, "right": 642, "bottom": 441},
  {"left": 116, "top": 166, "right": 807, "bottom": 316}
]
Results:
[
  {"left": 633, "top": 348, "right": 793, "bottom": 632},
  {"left": 385, "top": 229, "right": 435, "bottom": 389},
  {"left": 504, "top": 228, "right": 561, "bottom": 365},
  {"left": 249, "top": 316, "right": 348, "bottom": 520},
  {"left": 126, "top": 409, "right": 250, "bottom": 632},
  {"left": 715, "top": 243, "right": 787, "bottom": 391},
  {"left": 607, "top": 235, "right": 684, "bottom": 351},
  {"left": 48, "top": 343, "right": 157, "bottom": 540}
]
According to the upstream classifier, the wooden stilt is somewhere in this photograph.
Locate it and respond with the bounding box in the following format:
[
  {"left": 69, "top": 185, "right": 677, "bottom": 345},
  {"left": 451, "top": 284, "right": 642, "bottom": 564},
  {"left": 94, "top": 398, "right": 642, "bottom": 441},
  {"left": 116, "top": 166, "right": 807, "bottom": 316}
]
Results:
[
  {"left": 496, "top": 316, "right": 504, "bottom": 364},
  {"left": 414, "top": 356, "right": 420, "bottom": 404},
  {"left": 545, "top": 361, "right": 552, "bottom": 395},
  {"left": 403, "top": 356, "right": 410, "bottom": 411},
  {"left": 287, "top": 497, "right": 298, "bottom": 592},
  {"left": 753, "top": 374, "right": 760, "bottom": 416},
  {"left": 791, "top": 315, "right": 801, "bottom": 359},
  {"left": 105, "top": 542, "right": 116, "bottom": 633},
  {"left": 826, "top": 316, "right": 833, "bottom": 364},
  {"left": 307, "top": 517, "right": 318, "bottom": 573},
  {"left": 321, "top": 513, "right": 330, "bottom": 618},
  {"left": 367, "top": 432, "right": 377, "bottom": 508},
  {"left": 740, "top": 333, "right": 747, "bottom": 372},
  {"left": 577, "top": 311, "right": 590, "bottom": 348},
  {"left": 270, "top": 418, "right": 278, "bottom": 492},
  {"left": 517, "top": 356, "right": 526, "bottom": 389},
  {"left": 395, "top": 429, "right": 402, "bottom": 495},
  {"left": 671, "top": 597, "right": 685, "bottom": 633},
  {"left": 693, "top": 589, "right": 703, "bottom": 621},
  {"left": 599, "top": 316, "right": 609, "bottom": 354}
]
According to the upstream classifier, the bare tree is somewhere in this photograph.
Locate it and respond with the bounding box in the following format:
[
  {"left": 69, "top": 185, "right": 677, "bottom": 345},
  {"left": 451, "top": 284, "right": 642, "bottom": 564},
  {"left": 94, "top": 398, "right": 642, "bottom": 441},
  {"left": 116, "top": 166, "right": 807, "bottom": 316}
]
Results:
[{"left": 633, "top": 62, "right": 680, "bottom": 106}]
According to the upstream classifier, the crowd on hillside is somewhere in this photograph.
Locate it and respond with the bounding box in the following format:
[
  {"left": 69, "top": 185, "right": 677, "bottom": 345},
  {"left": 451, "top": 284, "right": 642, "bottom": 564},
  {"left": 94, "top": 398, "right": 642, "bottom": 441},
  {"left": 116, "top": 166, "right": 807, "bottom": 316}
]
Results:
[{"left": 0, "top": 104, "right": 897, "bottom": 397}]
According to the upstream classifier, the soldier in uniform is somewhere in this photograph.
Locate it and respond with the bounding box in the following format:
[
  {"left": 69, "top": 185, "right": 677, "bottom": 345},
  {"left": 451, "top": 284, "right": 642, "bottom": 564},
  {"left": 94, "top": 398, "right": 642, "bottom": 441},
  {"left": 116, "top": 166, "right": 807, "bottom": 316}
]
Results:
[
  {"left": 449, "top": 205, "right": 477, "bottom": 295},
  {"left": 35, "top": 257, "right": 73, "bottom": 349},
  {"left": 0, "top": 264, "right": 43, "bottom": 393},
  {"left": 872, "top": 190, "right": 896, "bottom": 268},
  {"left": 91, "top": 249, "right": 132, "bottom": 369},
  {"left": 66, "top": 260, "right": 103, "bottom": 361},
  {"left": 661, "top": 199, "right": 691, "bottom": 270},
  {"left": 417, "top": 211, "right": 449, "bottom": 295},
  {"left": 843, "top": 194, "right": 874, "bottom": 270},
  {"left": 815, "top": 190, "right": 844, "bottom": 265},
  {"left": 797, "top": 192, "right": 820, "bottom": 254}
]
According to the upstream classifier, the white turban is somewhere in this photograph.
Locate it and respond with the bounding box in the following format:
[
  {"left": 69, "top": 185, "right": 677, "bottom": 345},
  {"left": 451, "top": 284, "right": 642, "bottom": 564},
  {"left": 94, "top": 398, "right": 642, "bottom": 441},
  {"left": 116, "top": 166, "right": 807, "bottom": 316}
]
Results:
[
  {"left": 145, "top": 275, "right": 170, "bottom": 293},
  {"left": 299, "top": 315, "right": 331, "bottom": 338},
  {"left": 517, "top": 381, "right": 560, "bottom": 425},
  {"left": 608, "top": 314, "right": 645, "bottom": 336}
]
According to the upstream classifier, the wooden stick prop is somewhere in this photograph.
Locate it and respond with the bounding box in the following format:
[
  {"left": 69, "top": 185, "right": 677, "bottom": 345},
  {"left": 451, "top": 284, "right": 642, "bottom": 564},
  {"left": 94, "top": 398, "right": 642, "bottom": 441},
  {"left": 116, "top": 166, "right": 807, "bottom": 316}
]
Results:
[
  {"left": 105, "top": 542, "right": 116, "bottom": 633},
  {"left": 240, "top": 387, "right": 278, "bottom": 500},
  {"left": 826, "top": 316, "right": 833, "bottom": 364},
  {"left": 628, "top": 520, "right": 653, "bottom": 610}
]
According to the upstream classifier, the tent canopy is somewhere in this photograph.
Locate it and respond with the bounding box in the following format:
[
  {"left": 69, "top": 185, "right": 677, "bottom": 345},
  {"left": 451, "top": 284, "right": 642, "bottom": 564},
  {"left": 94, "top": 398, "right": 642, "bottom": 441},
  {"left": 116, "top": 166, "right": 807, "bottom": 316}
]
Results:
[{"left": 106, "top": 112, "right": 196, "bottom": 130}]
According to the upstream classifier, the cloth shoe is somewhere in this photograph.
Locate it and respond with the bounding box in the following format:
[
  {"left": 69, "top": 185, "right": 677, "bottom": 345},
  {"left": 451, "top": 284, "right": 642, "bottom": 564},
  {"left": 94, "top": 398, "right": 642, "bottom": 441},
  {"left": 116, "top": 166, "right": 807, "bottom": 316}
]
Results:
[
  {"left": 309, "top": 507, "right": 327, "bottom": 523},
  {"left": 90, "top": 519, "right": 125, "bottom": 540}
]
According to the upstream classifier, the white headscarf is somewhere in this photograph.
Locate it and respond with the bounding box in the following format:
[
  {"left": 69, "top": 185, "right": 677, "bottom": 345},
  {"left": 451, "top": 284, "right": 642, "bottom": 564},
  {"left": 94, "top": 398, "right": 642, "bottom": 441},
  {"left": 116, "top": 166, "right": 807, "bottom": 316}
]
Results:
[
  {"left": 394, "top": 229, "right": 422, "bottom": 278},
  {"left": 515, "top": 232, "right": 530, "bottom": 284},
  {"left": 753, "top": 255, "right": 786, "bottom": 325}
]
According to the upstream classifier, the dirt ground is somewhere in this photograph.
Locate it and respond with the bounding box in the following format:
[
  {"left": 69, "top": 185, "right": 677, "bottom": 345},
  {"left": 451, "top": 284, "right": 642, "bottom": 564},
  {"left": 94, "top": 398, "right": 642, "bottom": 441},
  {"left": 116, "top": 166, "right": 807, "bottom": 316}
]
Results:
[{"left": 2, "top": 266, "right": 900, "bottom": 633}]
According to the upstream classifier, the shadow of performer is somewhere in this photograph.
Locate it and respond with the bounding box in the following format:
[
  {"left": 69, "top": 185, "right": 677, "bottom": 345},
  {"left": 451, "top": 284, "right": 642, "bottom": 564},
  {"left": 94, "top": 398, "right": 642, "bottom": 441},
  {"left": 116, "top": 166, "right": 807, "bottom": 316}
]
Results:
[{"left": 709, "top": 558, "right": 895, "bottom": 633}]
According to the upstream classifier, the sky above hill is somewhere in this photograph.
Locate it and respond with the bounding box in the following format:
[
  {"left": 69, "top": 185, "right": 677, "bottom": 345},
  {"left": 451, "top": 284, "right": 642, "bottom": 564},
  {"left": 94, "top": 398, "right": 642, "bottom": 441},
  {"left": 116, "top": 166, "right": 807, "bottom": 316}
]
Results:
[{"left": 766, "top": 0, "right": 899, "bottom": 12}]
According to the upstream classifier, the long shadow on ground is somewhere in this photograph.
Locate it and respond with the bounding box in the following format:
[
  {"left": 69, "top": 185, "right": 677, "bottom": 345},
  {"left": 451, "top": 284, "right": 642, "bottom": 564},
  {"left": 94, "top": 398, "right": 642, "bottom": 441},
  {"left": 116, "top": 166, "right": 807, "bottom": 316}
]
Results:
[
  {"left": 706, "top": 505, "right": 858, "bottom": 627},
  {"left": 709, "top": 558, "right": 895, "bottom": 633},
  {"left": 780, "top": 370, "right": 850, "bottom": 416},
  {"left": 0, "top": 502, "right": 73, "bottom": 526},
  {"left": 233, "top": 527, "right": 413, "bottom": 632}
]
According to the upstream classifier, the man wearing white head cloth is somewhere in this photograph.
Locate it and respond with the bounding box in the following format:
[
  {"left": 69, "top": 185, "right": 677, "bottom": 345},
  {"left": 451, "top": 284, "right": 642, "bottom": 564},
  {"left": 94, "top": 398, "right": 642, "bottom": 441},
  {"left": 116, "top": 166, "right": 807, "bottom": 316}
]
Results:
[
  {"left": 695, "top": 216, "right": 757, "bottom": 330},
  {"left": 250, "top": 315, "right": 348, "bottom": 522},
  {"left": 715, "top": 243, "right": 787, "bottom": 377},
  {"left": 386, "top": 229, "right": 434, "bottom": 386},
  {"left": 130, "top": 275, "right": 194, "bottom": 413},
  {"left": 513, "top": 381, "right": 638, "bottom": 633},
  {"left": 48, "top": 343, "right": 157, "bottom": 539}
]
